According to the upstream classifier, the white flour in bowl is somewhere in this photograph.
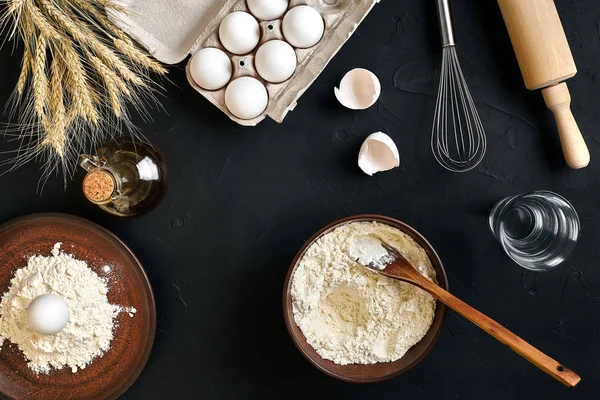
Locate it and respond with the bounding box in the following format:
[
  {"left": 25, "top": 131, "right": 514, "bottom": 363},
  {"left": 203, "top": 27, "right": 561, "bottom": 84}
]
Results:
[
  {"left": 0, "top": 243, "right": 136, "bottom": 374},
  {"left": 291, "top": 221, "right": 437, "bottom": 365}
]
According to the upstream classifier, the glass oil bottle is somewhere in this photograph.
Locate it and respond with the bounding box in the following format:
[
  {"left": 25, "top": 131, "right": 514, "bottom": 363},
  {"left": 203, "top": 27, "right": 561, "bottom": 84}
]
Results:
[{"left": 79, "top": 138, "right": 167, "bottom": 217}]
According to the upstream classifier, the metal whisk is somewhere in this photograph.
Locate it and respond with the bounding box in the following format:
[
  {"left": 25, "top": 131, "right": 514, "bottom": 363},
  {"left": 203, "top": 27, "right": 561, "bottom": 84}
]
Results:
[{"left": 432, "top": 0, "right": 486, "bottom": 172}]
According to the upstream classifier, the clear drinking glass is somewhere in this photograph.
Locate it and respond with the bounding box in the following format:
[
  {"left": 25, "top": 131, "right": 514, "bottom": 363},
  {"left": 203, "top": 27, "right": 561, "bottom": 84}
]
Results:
[{"left": 489, "top": 191, "right": 579, "bottom": 271}]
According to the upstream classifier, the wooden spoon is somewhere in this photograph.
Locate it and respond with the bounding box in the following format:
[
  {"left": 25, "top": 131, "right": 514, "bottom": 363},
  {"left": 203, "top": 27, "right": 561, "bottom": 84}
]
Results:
[{"left": 352, "top": 235, "right": 581, "bottom": 387}]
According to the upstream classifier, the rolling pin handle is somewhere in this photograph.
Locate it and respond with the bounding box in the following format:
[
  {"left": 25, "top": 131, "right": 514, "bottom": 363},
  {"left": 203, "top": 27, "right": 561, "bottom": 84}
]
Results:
[{"left": 542, "top": 82, "right": 590, "bottom": 169}]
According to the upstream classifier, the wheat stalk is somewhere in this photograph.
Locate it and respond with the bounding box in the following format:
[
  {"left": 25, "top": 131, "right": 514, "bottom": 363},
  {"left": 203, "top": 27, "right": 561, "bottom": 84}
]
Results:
[
  {"left": 74, "top": 3, "right": 167, "bottom": 75},
  {"left": 31, "top": 34, "right": 48, "bottom": 118},
  {"left": 93, "top": 0, "right": 127, "bottom": 14},
  {"left": 49, "top": 57, "right": 65, "bottom": 123},
  {"left": 64, "top": 0, "right": 165, "bottom": 74},
  {"left": 25, "top": 1, "right": 62, "bottom": 39},
  {"left": 2, "top": 0, "right": 167, "bottom": 184},
  {"left": 38, "top": 0, "right": 144, "bottom": 86},
  {"left": 59, "top": 42, "right": 99, "bottom": 124},
  {"left": 42, "top": 55, "right": 67, "bottom": 155},
  {"left": 86, "top": 51, "right": 125, "bottom": 117},
  {"left": 69, "top": 0, "right": 126, "bottom": 36},
  {"left": 113, "top": 38, "right": 167, "bottom": 74},
  {"left": 16, "top": 42, "right": 32, "bottom": 95},
  {"left": 8, "top": 0, "right": 27, "bottom": 14},
  {"left": 86, "top": 50, "right": 131, "bottom": 97},
  {"left": 6, "top": 0, "right": 27, "bottom": 38}
]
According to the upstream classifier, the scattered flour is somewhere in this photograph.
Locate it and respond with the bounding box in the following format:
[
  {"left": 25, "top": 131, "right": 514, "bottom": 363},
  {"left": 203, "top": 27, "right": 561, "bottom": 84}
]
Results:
[
  {"left": 291, "top": 221, "right": 437, "bottom": 365},
  {"left": 0, "top": 243, "right": 135, "bottom": 374}
]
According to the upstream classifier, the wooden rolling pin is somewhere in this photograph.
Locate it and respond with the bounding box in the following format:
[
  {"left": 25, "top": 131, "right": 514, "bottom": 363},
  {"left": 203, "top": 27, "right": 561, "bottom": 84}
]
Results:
[{"left": 498, "top": 0, "right": 590, "bottom": 169}]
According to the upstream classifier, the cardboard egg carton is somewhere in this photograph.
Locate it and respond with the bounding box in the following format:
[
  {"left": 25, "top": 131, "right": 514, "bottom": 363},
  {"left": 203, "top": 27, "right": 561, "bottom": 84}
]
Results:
[{"left": 110, "top": 0, "right": 380, "bottom": 126}]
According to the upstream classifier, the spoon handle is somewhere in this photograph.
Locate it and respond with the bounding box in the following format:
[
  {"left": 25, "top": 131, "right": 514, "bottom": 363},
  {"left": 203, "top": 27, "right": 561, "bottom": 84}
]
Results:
[{"left": 403, "top": 267, "right": 581, "bottom": 387}]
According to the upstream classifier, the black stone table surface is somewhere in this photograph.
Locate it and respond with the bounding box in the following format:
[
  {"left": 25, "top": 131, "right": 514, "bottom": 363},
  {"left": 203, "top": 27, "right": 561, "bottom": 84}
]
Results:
[{"left": 0, "top": 0, "right": 598, "bottom": 399}]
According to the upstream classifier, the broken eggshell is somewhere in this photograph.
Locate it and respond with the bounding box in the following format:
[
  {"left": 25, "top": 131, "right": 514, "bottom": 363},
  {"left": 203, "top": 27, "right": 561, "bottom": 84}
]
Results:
[
  {"left": 334, "top": 68, "right": 381, "bottom": 110},
  {"left": 358, "top": 132, "right": 400, "bottom": 176}
]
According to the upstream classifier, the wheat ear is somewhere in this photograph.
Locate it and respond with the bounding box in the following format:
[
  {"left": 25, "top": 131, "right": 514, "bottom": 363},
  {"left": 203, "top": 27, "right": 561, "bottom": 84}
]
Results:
[
  {"left": 4, "top": 0, "right": 167, "bottom": 184},
  {"left": 113, "top": 38, "right": 167, "bottom": 74},
  {"left": 39, "top": 0, "right": 144, "bottom": 86},
  {"left": 8, "top": 0, "right": 27, "bottom": 15},
  {"left": 86, "top": 50, "right": 131, "bottom": 96},
  {"left": 42, "top": 55, "right": 67, "bottom": 155},
  {"left": 59, "top": 43, "right": 99, "bottom": 124},
  {"left": 66, "top": 0, "right": 166, "bottom": 75},
  {"left": 25, "top": 1, "right": 62, "bottom": 39},
  {"left": 94, "top": 0, "right": 128, "bottom": 14},
  {"left": 69, "top": 0, "right": 126, "bottom": 31},
  {"left": 31, "top": 34, "right": 48, "bottom": 119},
  {"left": 15, "top": 10, "right": 35, "bottom": 96},
  {"left": 16, "top": 42, "right": 32, "bottom": 96},
  {"left": 86, "top": 51, "right": 128, "bottom": 117}
]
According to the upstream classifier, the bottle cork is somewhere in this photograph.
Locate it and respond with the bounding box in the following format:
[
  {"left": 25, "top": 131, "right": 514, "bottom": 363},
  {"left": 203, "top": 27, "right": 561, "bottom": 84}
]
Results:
[{"left": 83, "top": 170, "right": 115, "bottom": 203}]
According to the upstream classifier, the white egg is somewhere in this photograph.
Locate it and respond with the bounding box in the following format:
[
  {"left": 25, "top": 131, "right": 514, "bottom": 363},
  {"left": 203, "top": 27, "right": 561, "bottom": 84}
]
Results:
[
  {"left": 358, "top": 132, "right": 400, "bottom": 176},
  {"left": 219, "top": 11, "right": 260, "bottom": 55},
  {"left": 27, "top": 294, "right": 70, "bottom": 335},
  {"left": 282, "top": 5, "right": 324, "bottom": 49},
  {"left": 189, "top": 48, "right": 232, "bottom": 90},
  {"left": 225, "top": 77, "right": 268, "bottom": 120},
  {"left": 255, "top": 40, "right": 297, "bottom": 83},
  {"left": 247, "top": 0, "right": 289, "bottom": 20}
]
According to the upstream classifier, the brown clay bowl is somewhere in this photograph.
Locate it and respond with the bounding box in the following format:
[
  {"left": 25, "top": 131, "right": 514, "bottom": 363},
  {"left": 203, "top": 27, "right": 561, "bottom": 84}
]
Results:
[
  {"left": 0, "top": 213, "right": 156, "bottom": 400},
  {"left": 283, "top": 214, "right": 448, "bottom": 383}
]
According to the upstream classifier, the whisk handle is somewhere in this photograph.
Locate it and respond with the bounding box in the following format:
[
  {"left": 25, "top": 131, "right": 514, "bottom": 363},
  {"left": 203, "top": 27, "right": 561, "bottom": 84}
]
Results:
[{"left": 436, "top": 0, "right": 456, "bottom": 47}]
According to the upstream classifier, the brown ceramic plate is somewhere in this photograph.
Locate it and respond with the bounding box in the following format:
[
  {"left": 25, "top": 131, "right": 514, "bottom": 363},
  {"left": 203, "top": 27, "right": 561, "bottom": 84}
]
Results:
[
  {"left": 283, "top": 215, "right": 448, "bottom": 383},
  {"left": 0, "top": 213, "right": 156, "bottom": 400}
]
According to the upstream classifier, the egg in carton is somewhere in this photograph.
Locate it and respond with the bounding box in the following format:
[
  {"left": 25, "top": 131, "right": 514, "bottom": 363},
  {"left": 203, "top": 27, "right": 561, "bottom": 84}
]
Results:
[{"left": 109, "top": 0, "right": 381, "bottom": 126}]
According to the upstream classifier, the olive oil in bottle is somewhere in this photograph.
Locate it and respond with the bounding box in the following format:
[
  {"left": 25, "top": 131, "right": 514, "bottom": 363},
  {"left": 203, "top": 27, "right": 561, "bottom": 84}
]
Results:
[{"left": 80, "top": 138, "right": 167, "bottom": 217}]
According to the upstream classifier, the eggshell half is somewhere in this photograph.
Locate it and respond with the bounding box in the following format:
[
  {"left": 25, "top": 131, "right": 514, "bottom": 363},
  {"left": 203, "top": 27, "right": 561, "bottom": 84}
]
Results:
[
  {"left": 335, "top": 68, "right": 381, "bottom": 110},
  {"left": 358, "top": 132, "right": 400, "bottom": 176}
]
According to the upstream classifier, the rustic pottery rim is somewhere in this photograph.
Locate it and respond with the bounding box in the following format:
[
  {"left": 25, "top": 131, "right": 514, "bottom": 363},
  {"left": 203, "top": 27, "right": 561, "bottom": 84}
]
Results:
[{"left": 282, "top": 214, "right": 449, "bottom": 383}]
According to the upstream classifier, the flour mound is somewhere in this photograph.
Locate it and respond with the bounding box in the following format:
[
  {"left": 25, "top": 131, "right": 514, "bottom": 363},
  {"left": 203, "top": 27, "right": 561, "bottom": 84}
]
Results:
[
  {"left": 0, "top": 243, "right": 130, "bottom": 374},
  {"left": 291, "top": 221, "right": 437, "bottom": 365}
]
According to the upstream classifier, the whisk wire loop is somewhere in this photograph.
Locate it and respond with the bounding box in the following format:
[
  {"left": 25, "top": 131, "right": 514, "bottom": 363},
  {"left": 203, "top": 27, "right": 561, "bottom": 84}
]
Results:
[{"left": 432, "top": 46, "right": 487, "bottom": 172}]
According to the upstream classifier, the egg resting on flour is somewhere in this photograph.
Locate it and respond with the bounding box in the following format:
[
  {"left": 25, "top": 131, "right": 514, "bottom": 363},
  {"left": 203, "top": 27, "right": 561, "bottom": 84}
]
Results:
[{"left": 27, "top": 294, "right": 70, "bottom": 335}]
